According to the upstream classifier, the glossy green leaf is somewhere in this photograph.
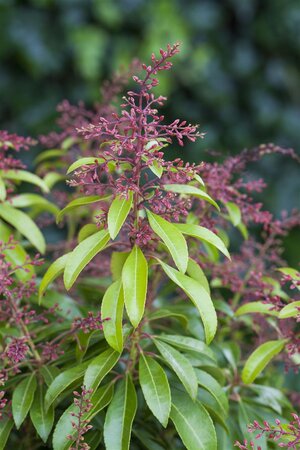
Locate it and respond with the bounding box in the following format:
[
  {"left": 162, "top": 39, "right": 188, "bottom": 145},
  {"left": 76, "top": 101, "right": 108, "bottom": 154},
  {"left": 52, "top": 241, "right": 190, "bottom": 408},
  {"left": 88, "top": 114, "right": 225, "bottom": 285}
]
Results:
[
  {"left": 279, "top": 301, "right": 300, "bottom": 319},
  {"left": 139, "top": 353, "right": 171, "bottom": 427},
  {"left": 242, "top": 339, "right": 287, "bottom": 384},
  {"left": 0, "top": 416, "right": 13, "bottom": 450},
  {"left": 156, "top": 334, "right": 214, "bottom": 359},
  {"left": 9, "top": 193, "right": 59, "bottom": 215},
  {"left": 84, "top": 348, "right": 120, "bottom": 391},
  {"left": 30, "top": 385, "right": 54, "bottom": 443},
  {"left": 53, "top": 383, "right": 114, "bottom": 450},
  {"left": 164, "top": 184, "right": 219, "bottom": 210},
  {"left": 0, "top": 169, "right": 49, "bottom": 192},
  {"left": 66, "top": 157, "right": 105, "bottom": 174},
  {"left": 39, "top": 253, "right": 70, "bottom": 301},
  {"left": 225, "top": 202, "right": 241, "bottom": 226},
  {"left": 35, "top": 149, "right": 63, "bottom": 164},
  {"left": 56, "top": 195, "right": 109, "bottom": 223},
  {"left": 0, "top": 204, "right": 46, "bottom": 253},
  {"left": 43, "top": 172, "right": 66, "bottom": 189},
  {"left": 64, "top": 229, "right": 110, "bottom": 289},
  {"left": 175, "top": 223, "right": 230, "bottom": 259},
  {"left": 110, "top": 251, "right": 130, "bottom": 280},
  {"left": 170, "top": 390, "right": 217, "bottom": 450},
  {"left": 147, "top": 309, "right": 188, "bottom": 327},
  {"left": 154, "top": 339, "right": 198, "bottom": 400},
  {"left": 45, "top": 362, "right": 88, "bottom": 410},
  {"left": 147, "top": 210, "right": 188, "bottom": 273},
  {"left": 0, "top": 177, "right": 6, "bottom": 201},
  {"left": 78, "top": 223, "right": 98, "bottom": 242},
  {"left": 122, "top": 245, "right": 148, "bottom": 327},
  {"left": 12, "top": 374, "right": 37, "bottom": 429},
  {"left": 107, "top": 191, "right": 133, "bottom": 239},
  {"left": 235, "top": 302, "right": 278, "bottom": 317},
  {"left": 186, "top": 258, "right": 210, "bottom": 293},
  {"left": 0, "top": 220, "right": 35, "bottom": 281},
  {"left": 195, "top": 369, "right": 228, "bottom": 416},
  {"left": 159, "top": 260, "right": 217, "bottom": 344},
  {"left": 104, "top": 376, "right": 137, "bottom": 450},
  {"left": 194, "top": 173, "right": 205, "bottom": 186},
  {"left": 101, "top": 280, "right": 124, "bottom": 352}
]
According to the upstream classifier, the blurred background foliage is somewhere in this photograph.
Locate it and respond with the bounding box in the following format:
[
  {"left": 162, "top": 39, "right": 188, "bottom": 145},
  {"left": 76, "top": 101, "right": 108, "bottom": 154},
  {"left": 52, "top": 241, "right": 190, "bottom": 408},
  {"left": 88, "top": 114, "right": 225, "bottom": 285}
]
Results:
[{"left": 0, "top": 0, "right": 299, "bottom": 222}]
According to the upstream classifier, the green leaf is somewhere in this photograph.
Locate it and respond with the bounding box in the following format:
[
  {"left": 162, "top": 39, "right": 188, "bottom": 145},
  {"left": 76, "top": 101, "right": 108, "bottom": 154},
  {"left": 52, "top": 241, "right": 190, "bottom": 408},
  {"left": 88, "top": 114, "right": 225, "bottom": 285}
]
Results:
[
  {"left": 175, "top": 223, "right": 230, "bottom": 259},
  {"left": 225, "top": 202, "right": 241, "bottom": 226},
  {"left": 107, "top": 192, "right": 133, "bottom": 239},
  {"left": 64, "top": 229, "right": 110, "bottom": 289},
  {"left": 39, "top": 253, "right": 70, "bottom": 301},
  {"left": 53, "top": 383, "right": 114, "bottom": 450},
  {"left": 147, "top": 210, "right": 188, "bottom": 273},
  {"left": 195, "top": 369, "right": 228, "bottom": 416},
  {"left": 147, "top": 309, "right": 188, "bottom": 328},
  {"left": 122, "top": 246, "right": 148, "bottom": 328},
  {"left": 139, "top": 353, "right": 171, "bottom": 427},
  {"left": 66, "top": 157, "right": 105, "bottom": 174},
  {"left": 101, "top": 280, "right": 124, "bottom": 352},
  {"left": 43, "top": 172, "right": 66, "bottom": 189},
  {"left": 35, "top": 148, "right": 63, "bottom": 164},
  {"left": 156, "top": 335, "right": 214, "bottom": 359},
  {"left": 158, "top": 261, "right": 217, "bottom": 344},
  {"left": 279, "top": 301, "right": 300, "bottom": 319},
  {"left": 164, "top": 184, "right": 219, "bottom": 210},
  {"left": 110, "top": 251, "right": 130, "bottom": 280},
  {"left": 104, "top": 376, "right": 137, "bottom": 450},
  {"left": 84, "top": 348, "right": 120, "bottom": 391},
  {"left": 0, "top": 220, "right": 35, "bottom": 281},
  {"left": 242, "top": 339, "right": 287, "bottom": 384},
  {"left": 186, "top": 258, "right": 210, "bottom": 293},
  {"left": 12, "top": 374, "right": 37, "bottom": 429},
  {"left": 149, "top": 160, "right": 164, "bottom": 178},
  {"left": 277, "top": 267, "right": 300, "bottom": 291},
  {"left": 154, "top": 339, "right": 198, "bottom": 400},
  {"left": 9, "top": 193, "right": 59, "bottom": 215},
  {"left": 56, "top": 195, "right": 109, "bottom": 223},
  {"left": 170, "top": 390, "right": 217, "bottom": 450},
  {"left": 30, "top": 385, "right": 54, "bottom": 443},
  {"left": 235, "top": 302, "right": 278, "bottom": 317},
  {"left": 0, "top": 177, "right": 6, "bottom": 201},
  {"left": 0, "top": 204, "right": 46, "bottom": 253},
  {"left": 45, "top": 362, "right": 88, "bottom": 410},
  {"left": 0, "top": 416, "right": 13, "bottom": 450},
  {"left": 78, "top": 223, "right": 98, "bottom": 242},
  {"left": 0, "top": 169, "right": 49, "bottom": 192}
]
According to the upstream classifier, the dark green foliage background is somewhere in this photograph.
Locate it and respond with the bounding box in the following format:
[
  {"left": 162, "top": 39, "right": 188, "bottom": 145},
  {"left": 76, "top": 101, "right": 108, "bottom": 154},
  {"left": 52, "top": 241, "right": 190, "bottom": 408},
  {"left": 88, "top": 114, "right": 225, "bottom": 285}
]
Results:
[{"left": 1, "top": 0, "right": 299, "bottom": 223}]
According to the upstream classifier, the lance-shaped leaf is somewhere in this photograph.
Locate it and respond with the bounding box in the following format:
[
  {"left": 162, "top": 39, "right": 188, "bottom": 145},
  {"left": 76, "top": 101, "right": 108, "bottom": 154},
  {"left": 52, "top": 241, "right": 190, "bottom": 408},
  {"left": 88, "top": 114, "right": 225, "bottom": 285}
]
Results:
[
  {"left": 158, "top": 260, "right": 217, "bottom": 344},
  {"left": 139, "top": 354, "right": 171, "bottom": 427},
  {"left": 35, "top": 148, "right": 63, "bottom": 164},
  {"left": 12, "top": 374, "right": 37, "bottom": 429},
  {"left": 39, "top": 253, "right": 70, "bottom": 301},
  {"left": 187, "top": 258, "right": 210, "bottom": 293},
  {"left": 235, "top": 302, "right": 278, "bottom": 317},
  {"left": 242, "top": 339, "right": 287, "bottom": 384},
  {"left": 164, "top": 184, "right": 219, "bottom": 210},
  {"left": 43, "top": 172, "right": 66, "bottom": 189},
  {"left": 0, "top": 169, "right": 49, "bottom": 192},
  {"left": 225, "top": 202, "right": 241, "bottom": 226},
  {"left": 195, "top": 369, "right": 228, "bottom": 416},
  {"left": 104, "top": 376, "right": 137, "bottom": 450},
  {"left": 64, "top": 229, "right": 110, "bottom": 290},
  {"left": 156, "top": 335, "right": 214, "bottom": 359},
  {"left": 170, "top": 389, "right": 217, "bottom": 450},
  {"left": 279, "top": 301, "right": 300, "bottom": 319},
  {"left": 0, "top": 204, "right": 46, "bottom": 253},
  {"left": 30, "top": 385, "right": 54, "bottom": 443},
  {"left": 53, "top": 383, "right": 114, "bottom": 450},
  {"left": 147, "top": 210, "right": 188, "bottom": 273},
  {"left": 66, "top": 157, "right": 105, "bottom": 174},
  {"left": 110, "top": 251, "right": 130, "bottom": 280},
  {"left": 175, "top": 223, "right": 230, "bottom": 259},
  {"left": 9, "top": 193, "right": 59, "bottom": 215},
  {"left": 108, "top": 191, "right": 133, "bottom": 240},
  {"left": 122, "top": 246, "right": 148, "bottom": 327},
  {"left": 101, "top": 280, "right": 124, "bottom": 352},
  {"left": 45, "top": 362, "right": 89, "bottom": 410},
  {"left": 84, "top": 348, "right": 120, "bottom": 391},
  {"left": 0, "top": 177, "right": 6, "bottom": 201},
  {"left": 56, "top": 195, "right": 109, "bottom": 223},
  {"left": 0, "top": 416, "right": 13, "bottom": 450},
  {"left": 78, "top": 223, "right": 98, "bottom": 242},
  {"left": 154, "top": 339, "right": 198, "bottom": 400}
]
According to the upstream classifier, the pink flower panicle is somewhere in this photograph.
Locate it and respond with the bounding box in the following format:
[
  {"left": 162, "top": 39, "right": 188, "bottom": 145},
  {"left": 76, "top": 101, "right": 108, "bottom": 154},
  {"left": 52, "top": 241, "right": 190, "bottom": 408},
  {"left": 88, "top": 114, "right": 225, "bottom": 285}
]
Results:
[
  {"left": 72, "top": 312, "right": 110, "bottom": 334},
  {"left": 67, "top": 386, "right": 93, "bottom": 450}
]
